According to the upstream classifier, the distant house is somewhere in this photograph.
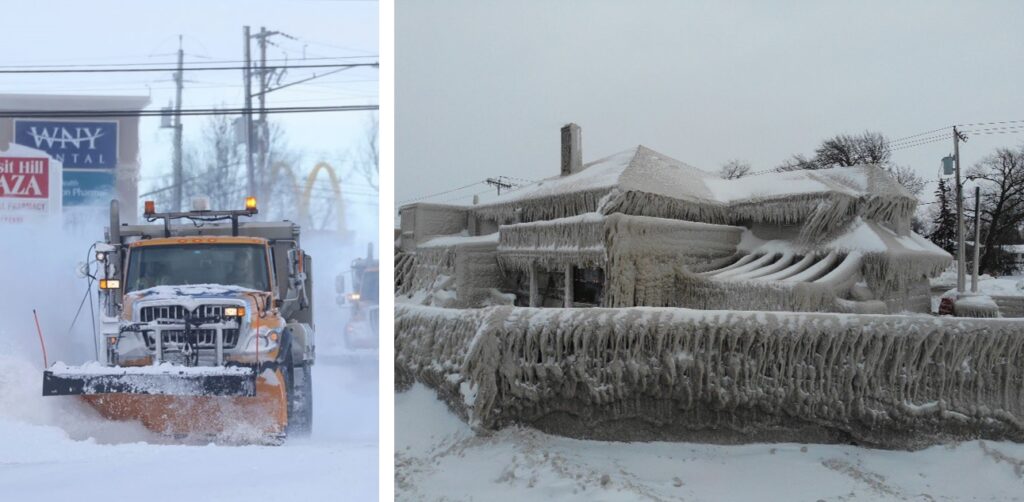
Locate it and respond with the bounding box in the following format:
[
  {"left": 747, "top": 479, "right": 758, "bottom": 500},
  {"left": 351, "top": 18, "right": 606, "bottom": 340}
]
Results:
[
  {"left": 397, "top": 124, "right": 952, "bottom": 314},
  {"left": 1003, "top": 244, "right": 1024, "bottom": 273}
]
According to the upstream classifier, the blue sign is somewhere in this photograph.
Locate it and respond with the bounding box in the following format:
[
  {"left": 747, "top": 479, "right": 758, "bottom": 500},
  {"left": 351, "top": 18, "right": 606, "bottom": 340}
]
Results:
[
  {"left": 14, "top": 120, "right": 118, "bottom": 169},
  {"left": 63, "top": 170, "right": 115, "bottom": 207}
]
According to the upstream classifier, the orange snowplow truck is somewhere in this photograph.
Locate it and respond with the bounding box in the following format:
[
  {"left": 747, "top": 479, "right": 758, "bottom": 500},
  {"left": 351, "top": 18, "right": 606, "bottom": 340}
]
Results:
[{"left": 42, "top": 198, "right": 315, "bottom": 443}]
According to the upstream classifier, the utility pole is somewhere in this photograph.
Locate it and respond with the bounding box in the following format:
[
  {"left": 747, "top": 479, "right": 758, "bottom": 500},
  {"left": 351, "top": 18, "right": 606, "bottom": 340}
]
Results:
[
  {"left": 257, "top": 27, "right": 270, "bottom": 206},
  {"left": 172, "top": 35, "right": 184, "bottom": 212},
  {"left": 954, "top": 126, "right": 968, "bottom": 292},
  {"left": 249, "top": 27, "right": 287, "bottom": 207},
  {"left": 243, "top": 26, "right": 256, "bottom": 199},
  {"left": 486, "top": 177, "right": 514, "bottom": 195},
  {"left": 972, "top": 185, "right": 981, "bottom": 292}
]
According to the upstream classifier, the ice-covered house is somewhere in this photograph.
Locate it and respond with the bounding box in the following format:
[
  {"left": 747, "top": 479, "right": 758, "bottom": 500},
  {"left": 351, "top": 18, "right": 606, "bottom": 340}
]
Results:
[{"left": 397, "top": 124, "right": 952, "bottom": 314}]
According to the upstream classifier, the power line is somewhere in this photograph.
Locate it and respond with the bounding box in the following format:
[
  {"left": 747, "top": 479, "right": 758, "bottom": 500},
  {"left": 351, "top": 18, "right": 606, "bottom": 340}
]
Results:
[
  {"left": 891, "top": 136, "right": 949, "bottom": 152},
  {"left": 891, "top": 126, "right": 952, "bottom": 143},
  {"left": 397, "top": 181, "right": 488, "bottom": 205},
  {"left": 0, "top": 62, "right": 377, "bottom": 74},
  {"left": 0, "top": 104, "right": 377, "bottom": 118},
  {"left": 0, "top": 56, "right": 378, "bottom": 70},
  {"left": 503, "top": 175, "right": 538, "bottom": 184},
  {"left": 959, "top": 128, "right": 1024, "bottom": 137},
  {"left": 957, "top": 119, "right": 1024, "bottom": 128},
  {"left": 890, "top": 133, "right": 949, "bottom": 148},
  {"left": 959, "top": 125, "right": 1024, "bottom": 135},
  {"left": 438, "top": 187, "right": 493, "bottom": 205}
]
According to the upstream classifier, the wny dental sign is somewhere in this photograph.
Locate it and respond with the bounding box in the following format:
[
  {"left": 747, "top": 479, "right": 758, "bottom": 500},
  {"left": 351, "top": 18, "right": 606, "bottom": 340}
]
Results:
[
  {"left": 0, "top": 144, "right": 61, "bottom": 224},
  {"left": 14, "top": 120, "right": 118, "bottom": 169}
]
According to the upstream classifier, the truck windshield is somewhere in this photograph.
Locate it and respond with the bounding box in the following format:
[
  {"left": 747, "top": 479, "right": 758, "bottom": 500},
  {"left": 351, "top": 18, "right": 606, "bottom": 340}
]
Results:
[
  {"left": 125, "top": 244, "right": 270, "bottom": 292},
  {"left": 360, "top": 270, "right": 379, "bottom": 303}
]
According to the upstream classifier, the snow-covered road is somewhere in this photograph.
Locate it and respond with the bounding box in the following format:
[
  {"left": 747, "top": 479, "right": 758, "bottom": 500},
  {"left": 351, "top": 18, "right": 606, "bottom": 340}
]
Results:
[
  {"left": 0, "top": 350, "right": 378, "bottom": 502},
  {"left": 396, "top": 384, "right": 1024, "bottom": 501}
]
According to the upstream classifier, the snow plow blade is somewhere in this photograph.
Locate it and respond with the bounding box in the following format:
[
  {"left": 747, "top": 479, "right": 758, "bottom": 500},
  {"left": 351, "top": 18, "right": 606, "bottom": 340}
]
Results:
[
  {"left": 42, "top": 368, "right": 255, "bottom": 397},
  {"left": 42, "top": 363, "right": 286, "bottom": 440},
  {"left": 42, "top": 363, "right": 256, "bottom": 397}
]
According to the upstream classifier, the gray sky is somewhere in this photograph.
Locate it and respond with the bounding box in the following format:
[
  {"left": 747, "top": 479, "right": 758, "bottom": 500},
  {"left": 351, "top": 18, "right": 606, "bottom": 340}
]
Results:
[
  {"left": 396, "top": 0, "right": 1024, "bottom": 212},
  {"left": 1, "top": 0, "right": 378, "bottom": 214}
]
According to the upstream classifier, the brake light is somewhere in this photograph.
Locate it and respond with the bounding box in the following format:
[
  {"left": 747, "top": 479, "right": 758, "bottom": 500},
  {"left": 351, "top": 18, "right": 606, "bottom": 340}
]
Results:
[{"left": 938, "top": 297, "right": 955, "bottom": 316}]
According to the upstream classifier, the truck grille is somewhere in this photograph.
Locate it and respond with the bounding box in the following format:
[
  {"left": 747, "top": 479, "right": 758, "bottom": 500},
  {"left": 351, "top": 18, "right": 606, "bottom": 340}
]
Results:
[
  {"left": 143, "top": 329, "right": 239, "bottom": 349},
  {"left": 139, "top": 304, "right": 240, "bottom": 349},
  {"left": 140, "top": 304, "right": 231, "bottom": 322}
]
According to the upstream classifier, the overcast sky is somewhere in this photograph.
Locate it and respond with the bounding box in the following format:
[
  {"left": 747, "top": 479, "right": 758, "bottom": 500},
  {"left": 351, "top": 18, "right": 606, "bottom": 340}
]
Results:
[
  {"left": 1, "top": 0, "right": 378, "bottom": 211},
  {"left": 396, "top": 0, "right": 1024, "bottom": 212}
]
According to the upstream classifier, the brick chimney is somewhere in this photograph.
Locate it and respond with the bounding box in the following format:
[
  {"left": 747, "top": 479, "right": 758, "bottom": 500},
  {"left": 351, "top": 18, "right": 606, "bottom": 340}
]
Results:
[{"left": 560, "top": 123, "right": 581, "bottom": 176}]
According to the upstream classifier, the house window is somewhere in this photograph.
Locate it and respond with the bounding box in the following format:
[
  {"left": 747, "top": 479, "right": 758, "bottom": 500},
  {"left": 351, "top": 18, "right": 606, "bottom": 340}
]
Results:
[{"left": 572, "top": 267, "right": 604, "bottom": 306}]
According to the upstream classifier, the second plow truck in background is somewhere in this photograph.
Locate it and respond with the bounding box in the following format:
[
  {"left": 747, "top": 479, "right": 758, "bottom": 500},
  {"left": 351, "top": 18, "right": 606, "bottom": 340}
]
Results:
[
  {"left": 42, "top": 197, "right": 315, "bottom": 443},
  {"left": 338, "top": 243, "right": 379, "bottom": 349}
]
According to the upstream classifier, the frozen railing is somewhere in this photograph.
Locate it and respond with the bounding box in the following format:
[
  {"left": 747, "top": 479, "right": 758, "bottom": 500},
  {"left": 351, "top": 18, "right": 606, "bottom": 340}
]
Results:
[{"left": 397, "top": 304, "right": 1024, "bottom": 449}]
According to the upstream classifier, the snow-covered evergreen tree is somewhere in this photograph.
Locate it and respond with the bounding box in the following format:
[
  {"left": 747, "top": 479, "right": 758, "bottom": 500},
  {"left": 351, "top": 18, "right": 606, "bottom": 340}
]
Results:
[{"left": 928, "top": 177, "right": 957, "bottom": 254}]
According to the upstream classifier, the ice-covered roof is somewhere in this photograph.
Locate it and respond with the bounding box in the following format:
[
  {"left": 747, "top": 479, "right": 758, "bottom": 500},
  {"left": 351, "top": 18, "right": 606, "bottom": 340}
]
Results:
[
  {"left": 493, "top": 146, "right": 717, "bottom": 205},
  {"left": 706, "top": 165, "right": 915, "bottom": 203},
  {"left": 472, "top": 145, "right": 917, "bottom": 229}
]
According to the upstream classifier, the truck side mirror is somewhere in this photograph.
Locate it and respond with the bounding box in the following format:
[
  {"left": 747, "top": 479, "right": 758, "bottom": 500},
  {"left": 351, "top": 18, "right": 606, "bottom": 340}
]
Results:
[{"left": 335, "top": 275, "right": 346, "bottom": 294}]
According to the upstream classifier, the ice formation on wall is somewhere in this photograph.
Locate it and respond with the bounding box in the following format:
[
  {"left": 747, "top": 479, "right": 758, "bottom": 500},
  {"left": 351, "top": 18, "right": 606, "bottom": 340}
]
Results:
[{"left": 396, "top": 304, "right": 1024, "bottom": 449}]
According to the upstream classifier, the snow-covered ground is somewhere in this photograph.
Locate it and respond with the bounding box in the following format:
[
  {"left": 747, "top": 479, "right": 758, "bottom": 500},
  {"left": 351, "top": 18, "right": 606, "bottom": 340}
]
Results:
[
  {"left": 0, "top": 352, "right": 378, "bottom": 501},
  {"left": 396, "top": 384, "right": 1024, "bottom": 501},
  {"left": 929, "top": 263, "right": 1024, "bottom": 316}
]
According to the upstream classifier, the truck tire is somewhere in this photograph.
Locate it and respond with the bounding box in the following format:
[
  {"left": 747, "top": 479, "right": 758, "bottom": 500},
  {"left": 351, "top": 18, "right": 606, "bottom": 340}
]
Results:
[
  {"left": 290, "top": 363, "right": 314, "bottom": 435},
  {"left": 282, "top": 330, "right": 313, "bottom": 436}
]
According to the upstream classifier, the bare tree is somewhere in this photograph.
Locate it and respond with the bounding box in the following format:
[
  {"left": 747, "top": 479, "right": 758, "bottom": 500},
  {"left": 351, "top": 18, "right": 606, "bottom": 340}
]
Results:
[
  {"left": 779, "top": 131, "right": 891, "bottom": 171},
  {"left": 776, "top": 130, "right": 923, "bottom": 198},
  {"left": 718, "top": 159, "right": 752, "bottom": 179},
  {"left": 196, "top": 114, "right": 245, "bottom": 211},
  {"left": 153, "top": 112, "right": 298, "bottom": 219},
  {"left": 886, "top": 164, "right": 926, "bottom": 198},
  {"left": 777, "top": 153, "right": 820, "bottom": 172},
  {"left": 154, "top": 113, "right": 244, "bottom": 212},
  {"left": 969, "top": 146, "right": 1024, "bottom": 274},
  {"left": 351, "top": 113, "right": 378, "bottom": 191},
  {"left": 259, "top": 121, "right": 302, "bottom": 221},
  {"left": 814, "top": 131, "right": 891, "bottom": 167}
]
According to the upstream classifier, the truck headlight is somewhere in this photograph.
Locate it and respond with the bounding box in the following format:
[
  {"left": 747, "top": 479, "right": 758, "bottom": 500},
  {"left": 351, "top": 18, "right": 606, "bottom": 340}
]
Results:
[
  {"left": 223, "top": 307, "right": 246, "bottom": 317},
  {"left": 245, "top": 327, "right": 281, "bottom": 352}
]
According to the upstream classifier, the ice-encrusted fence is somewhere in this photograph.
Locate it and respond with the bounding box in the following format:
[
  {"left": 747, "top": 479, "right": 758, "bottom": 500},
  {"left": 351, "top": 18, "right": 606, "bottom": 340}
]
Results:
[{"left": 396, "top": 304, "right": 1024, "bottom": 449}]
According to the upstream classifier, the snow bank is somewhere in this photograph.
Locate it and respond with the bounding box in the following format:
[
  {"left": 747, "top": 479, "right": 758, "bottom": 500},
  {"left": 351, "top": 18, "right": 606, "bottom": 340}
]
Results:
[
  {"left": 396, "top": 304, "right": 1024, "bottom": 449},
  {"left": 396, "top": 383, "right": 1024, "bottom": 501},
  {"left": 0, "top": 355, "right": 158, "bottom": 444},
  {"left": 939, "top": 275, "right": 1024, "bottom": 318},
  {"left": 952, "top": 294, "right": 1001, "bottom": 318}
]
